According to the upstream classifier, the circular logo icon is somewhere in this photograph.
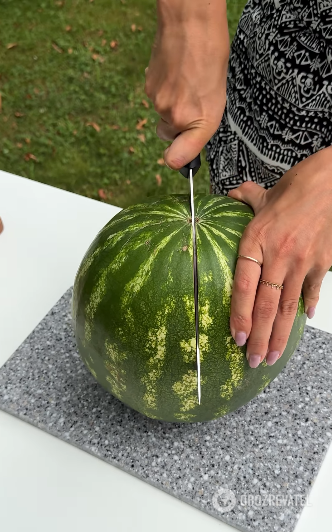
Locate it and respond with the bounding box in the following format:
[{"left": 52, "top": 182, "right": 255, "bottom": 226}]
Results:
[{"left": 212, "top": 487, "right": 236, "bottom": 514}]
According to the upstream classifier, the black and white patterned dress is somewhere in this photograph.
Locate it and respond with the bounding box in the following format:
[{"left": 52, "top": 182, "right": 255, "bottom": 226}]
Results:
[{"left": 205, "top": 0, "right": 332, "bottom": 195}]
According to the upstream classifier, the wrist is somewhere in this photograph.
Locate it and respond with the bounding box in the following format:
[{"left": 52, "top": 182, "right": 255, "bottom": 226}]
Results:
[{"left": 157, "top": 0, "right": 228, "bottom": 28}]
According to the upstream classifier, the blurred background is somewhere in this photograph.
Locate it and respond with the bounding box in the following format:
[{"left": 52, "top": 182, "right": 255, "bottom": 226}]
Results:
[{"left": 0, "top": 0, "right": 247, "bottom": 209}]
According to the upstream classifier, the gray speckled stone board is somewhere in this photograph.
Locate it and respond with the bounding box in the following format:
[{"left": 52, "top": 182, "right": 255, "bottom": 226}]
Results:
[{"left": 1, "top": 288, "right": 332, "bottom": 532}]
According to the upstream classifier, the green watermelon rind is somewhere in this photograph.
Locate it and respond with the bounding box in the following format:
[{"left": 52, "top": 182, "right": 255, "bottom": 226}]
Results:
[{"left": 72, "top": 194, "right": 307, "bottom": 423}]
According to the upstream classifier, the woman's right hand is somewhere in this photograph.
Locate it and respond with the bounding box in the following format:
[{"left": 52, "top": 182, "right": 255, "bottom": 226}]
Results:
[{"left": 145, "top": 0, "right": 230, "bottom": 170}]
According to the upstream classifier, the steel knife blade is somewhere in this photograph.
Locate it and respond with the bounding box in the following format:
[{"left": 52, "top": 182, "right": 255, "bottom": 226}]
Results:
[{"left": 179, "top": 154, "right": 201, "bottom": 404}]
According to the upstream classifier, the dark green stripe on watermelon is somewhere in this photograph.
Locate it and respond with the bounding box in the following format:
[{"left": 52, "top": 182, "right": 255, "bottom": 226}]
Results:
[{"left": 72, "top": 194, "right": 306, "bottom": 423}]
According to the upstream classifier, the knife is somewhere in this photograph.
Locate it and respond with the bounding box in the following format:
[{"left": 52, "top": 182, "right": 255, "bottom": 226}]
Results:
[{"left": 179, "top": 154, "right": 201, "bottom": 405}]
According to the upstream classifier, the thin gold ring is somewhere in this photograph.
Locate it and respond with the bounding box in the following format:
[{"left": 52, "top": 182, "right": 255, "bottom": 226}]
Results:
[{"left": 237, "top": 254, "right": 262, "bottom": 267}]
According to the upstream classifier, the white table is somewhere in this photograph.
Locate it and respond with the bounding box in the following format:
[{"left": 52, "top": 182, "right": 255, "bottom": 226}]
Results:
[{"left": 0, "top": 169, "right": 331, "bottom": 532}]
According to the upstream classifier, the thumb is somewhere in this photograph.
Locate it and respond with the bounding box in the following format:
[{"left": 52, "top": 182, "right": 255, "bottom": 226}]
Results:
[
  {"left": 228, "top": 181, "right": 267, "bottom": 214},
  {"left": 163, "top": 127, "right": 213, "bottom": 170}
]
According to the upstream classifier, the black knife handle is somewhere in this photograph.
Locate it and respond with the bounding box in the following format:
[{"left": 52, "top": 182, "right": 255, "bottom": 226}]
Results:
[{"left": 179, "top": 153, "right": 201, "bottom": 179}]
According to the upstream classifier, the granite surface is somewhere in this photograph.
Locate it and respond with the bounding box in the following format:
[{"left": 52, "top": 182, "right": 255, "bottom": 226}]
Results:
[{"left": 0, "top": 288, "right": 332, "bottom": 532}]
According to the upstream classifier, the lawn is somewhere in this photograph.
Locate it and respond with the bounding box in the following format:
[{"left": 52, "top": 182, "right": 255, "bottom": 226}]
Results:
[{"left": 0, "top": 0, "right": 247, "bottom": 208}]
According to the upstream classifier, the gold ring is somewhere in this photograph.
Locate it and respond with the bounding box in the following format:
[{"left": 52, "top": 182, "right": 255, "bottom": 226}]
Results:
[
  {"left": 259, "top": 279, "right": 284, "bottom": 290},
  {"left": 237, "top": 254, "right": 262, "bottom": 267}
]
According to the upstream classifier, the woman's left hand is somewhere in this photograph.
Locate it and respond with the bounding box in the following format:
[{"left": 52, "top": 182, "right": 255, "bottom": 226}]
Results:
[{"left": 227, "top": 146, "right": 332, "bottom": 368}]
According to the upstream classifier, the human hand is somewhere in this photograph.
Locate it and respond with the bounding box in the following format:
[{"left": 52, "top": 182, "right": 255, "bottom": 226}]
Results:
[
  {"left": 145, "top": 0, "right": 229, "bottom": 169},
  {"left": 227, "top": 147, "right": 332, "bottom": 368}
]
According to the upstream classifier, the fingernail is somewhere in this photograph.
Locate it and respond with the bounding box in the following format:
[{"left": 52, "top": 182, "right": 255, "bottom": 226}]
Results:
[
  {"left": 266, "top": 350, "right": 280, "bottom": 366},
  {"left": 248, "top": 354, "right": 261, "bottom": 368},
  {"left": 306, "top": 306, "right": 316, "bottom": 319},
  {"left": 235, "top": 331, "right": 247, "bottom": 346}
]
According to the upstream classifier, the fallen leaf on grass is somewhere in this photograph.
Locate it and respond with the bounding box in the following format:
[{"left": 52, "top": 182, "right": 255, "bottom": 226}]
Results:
[
  {"left": 137, "top": 26, "right": 143, "bottom": 31},
  {"left": 98, "top": 189, "right": 107, "bottom": 200},
  {"left": 33, "top": 88, "right": 39, "bottom": 94},
  {"left": 7, "top": 43, "right": 18, "bottom": 50},
  {"left": 101, "top": 39, "right": 107, "bottom": 46},
  {"left": 24, "top": 153, "right": 37, "bottom": 162},
  {"left": 156, "top": 174, "right": 162, "bottom": 186},
  {"left": 110, "top": 124, "right": 119, "bottom": 130},
  {"left": 138, "top": 133, "right": 145, "bottom": 143},
  {"left": 83, "top": 72, "right": 90, "bottom": 78},
  {"left": 131, "top": 24, "right": 136, "bottom": 32},
  {"left": 73, "top": 130, "right": 77, "bottom": 135},
  {"left": 52, "top": 42, "right": 63, "bottom": 53},
  {"left": 14, "top": 112, "right": 24, "bottom": 117},
  {"left": 26, "top": 94, "right": 32, "bottom": 99},
  {"left": 0, "top": 218, "right": 3, "bottom": 235},
  {"left": 97, "top": 30, "right": 103, "bottom": 36},
  {"left": 17, "top": 143, "right": 23, "bottom": 148},
  {"left": 126, "top": 179, "right": 131, "bottom": 185},
  {"left": 136, "top": 118, "right": 148, "bottom": 130},
  {"left": 55, "top": 1, "right": 64, "bottom": 5},
  {"left": 157, "top": 158, "right": 165, "bottom": 165},
  {"left": 129, "top": 146, "right": 135, "bottom": 153},
  {"left": 141, "top": 99, "right": 149, "bottom": 109},
  {"left": 110, "top": 40, "right": 118, "bottom": 49},
  {"left": 68, "top": 48, "right": 73, "bottom": 54},
  {"left": 25, "top": 138, "right": 31, "bottom": 144},
  {"left": 91, "top": 53, "right": 105, "bottom": 63},
  {"left": 86, "top": 122, "right": 100, "bottom": 132},
  {"left": 65, "top": 25, "right": 72, "bottom": 31}
]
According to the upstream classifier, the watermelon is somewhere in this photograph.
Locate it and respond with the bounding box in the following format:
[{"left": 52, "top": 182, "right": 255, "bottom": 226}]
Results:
[{"left": 72, "top": 194, "right": 306, "bottom": 423}]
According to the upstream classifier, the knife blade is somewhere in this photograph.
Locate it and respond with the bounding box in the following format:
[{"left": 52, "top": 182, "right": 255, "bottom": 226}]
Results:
[{"left": 179, "top": 154, "right": 201, "bottom": 404}]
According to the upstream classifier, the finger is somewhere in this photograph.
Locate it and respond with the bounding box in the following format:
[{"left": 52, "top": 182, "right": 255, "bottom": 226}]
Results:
[
  {"left": 265, "top": 275, "right": 305, "bottom": 366},
  {"left": 245, "top": 260, "right": 285, "bottom": 369},
  {"left": 229, "top": 244, "right": 263, "bottom": 352},
  {"left": 156, "top": 117, "right": 180, "bottom": 142},
  {"left": 302, "top": 265, "right": 326, "bottom": 319},
  {"left": 163, "top": 124, "right": 218, "bottom": 170}
]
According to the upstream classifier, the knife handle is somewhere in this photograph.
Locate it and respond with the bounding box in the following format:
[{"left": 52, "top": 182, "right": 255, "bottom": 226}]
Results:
[{"left": 179, "top": 153, "right": 201, "bottom": 179}]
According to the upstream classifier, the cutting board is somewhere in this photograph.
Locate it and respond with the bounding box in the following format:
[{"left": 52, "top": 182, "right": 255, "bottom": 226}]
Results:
[{"left": 0, "top": 288, "right": 332, "bottom": 532}]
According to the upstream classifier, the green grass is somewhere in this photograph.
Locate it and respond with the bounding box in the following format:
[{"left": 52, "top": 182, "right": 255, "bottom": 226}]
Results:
[{"left": 0, "top": 0, "right": 247, "bottom": 208}]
